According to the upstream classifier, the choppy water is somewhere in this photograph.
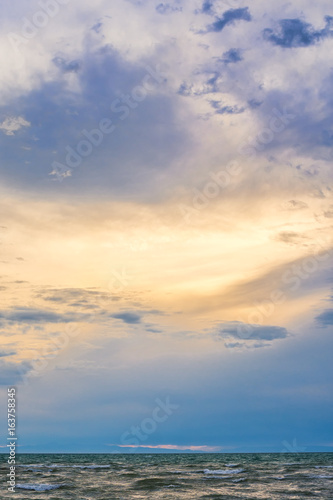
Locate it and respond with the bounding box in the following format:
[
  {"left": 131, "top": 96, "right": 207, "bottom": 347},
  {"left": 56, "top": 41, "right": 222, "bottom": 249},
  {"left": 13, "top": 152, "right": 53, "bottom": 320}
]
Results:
[{"left": 1, "top": 453, "right": 333, "bottom": 499}]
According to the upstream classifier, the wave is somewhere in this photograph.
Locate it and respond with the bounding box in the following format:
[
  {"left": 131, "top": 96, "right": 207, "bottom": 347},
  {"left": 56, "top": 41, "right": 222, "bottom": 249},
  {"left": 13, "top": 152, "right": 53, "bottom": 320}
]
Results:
[
  {"left": 17, "top": 464, "right": 45, "bottom": 468},
  {"left": 18, "top": 464, "right": 111, "bottom": 469},
  {"left": 308, "top": 474, "right": 333, "bottom": 479},
  {"left": 225, "top": 463, "right": 240, "bottom": 467},
  {"left": 16, "top": 484, "right": 65, "bottom": 491},
  {"left": 72, "top": 465, "right": 110, "bottom": 469},
  {"left": 315, "top": 466, "right": 333, "bottom": 469},
  {"left": 204, "top": 468, "right": 244, "bottom": 475}
]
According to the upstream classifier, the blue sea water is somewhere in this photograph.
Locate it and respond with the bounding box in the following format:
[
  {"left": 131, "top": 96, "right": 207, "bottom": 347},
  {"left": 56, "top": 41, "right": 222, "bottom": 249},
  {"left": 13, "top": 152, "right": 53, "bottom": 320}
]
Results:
[{"left": 1, "top": 453, "right": 333, "bottom": 499}]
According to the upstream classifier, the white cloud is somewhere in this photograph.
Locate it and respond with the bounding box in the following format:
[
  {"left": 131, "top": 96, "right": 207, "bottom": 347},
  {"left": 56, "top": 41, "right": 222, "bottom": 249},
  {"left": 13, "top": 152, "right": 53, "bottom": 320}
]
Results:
[{"left": 0, "top": 116, "right": 30, "bottom": 135}]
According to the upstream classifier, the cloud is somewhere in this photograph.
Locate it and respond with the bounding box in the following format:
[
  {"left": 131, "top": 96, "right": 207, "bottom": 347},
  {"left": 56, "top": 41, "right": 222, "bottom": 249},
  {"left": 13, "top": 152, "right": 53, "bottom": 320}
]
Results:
[
  {"left": 52, "top": 57, "right": 82, "bottom": 74},
  {"left": 37, "top": 287, "right": 113, "bottom": 305},
  {"left": 0, "top": 350, "right": 16, "bottom": 358},
  {"left": 323, "top": 206, "right": 333, "bottom": 218},
  {"left": 0, "top": 307, "right": 86, "bottom": 324},
  {"left": 210, "top": 100, "right": 245, "bottom": 115},
  {"left": 146, "top": 327, "right": 163, "bottom": 333},
  {"left": 111, "top": 311, "right": 142, "bottom": 324},
  {"left": 197, "top": 1, "right": 214, "bottom": 15},
  {"left": 316, "top": 309, "right": 333, "bottom": 327},
  {"left": 0, "top": 360, "right": 31, "bottom": 385},
  {"left": 206, "top": 7, "right": 252, "bottom": 33},
  {"left": 91, "top": 22, "right": 103, "bottom": 34},
  {"left": 217, "top": 321, "right": 289, "bottom": 342},
  {"left": 281, "top": 200, "right": 309, "bottom": 211},
  {"left": 156, "top": 3, "right": 182, "bottom": 14},
  {"left": 0, "top": 44, "right": 187, "bottom": 198},
  {"left": 0, "top": 116, "right": 30, "bottom": 136},
  {"left": 275, "top": 231, "right": 308, "bottom": 245},
  {"left": 263, "top": 16, "right": 333, "bottom": 48},
  {"left": 219, "top": 48, "right": 243, "bottom": 64},
  {"left": 112, "top": 443, "right": 222, "bottom": 451}
]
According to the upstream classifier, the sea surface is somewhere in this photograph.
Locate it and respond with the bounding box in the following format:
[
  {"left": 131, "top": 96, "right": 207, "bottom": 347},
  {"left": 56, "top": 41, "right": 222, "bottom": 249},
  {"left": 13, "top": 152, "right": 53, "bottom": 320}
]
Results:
[{"left": 1, "top": 453, "right": 333, "bottom": 499}]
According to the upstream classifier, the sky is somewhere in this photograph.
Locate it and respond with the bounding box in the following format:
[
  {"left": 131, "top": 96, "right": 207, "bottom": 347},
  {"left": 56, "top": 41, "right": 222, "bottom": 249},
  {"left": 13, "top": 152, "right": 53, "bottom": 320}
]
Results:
[{"left": 0, "top": 0, "right": 332, "bottom": 453}]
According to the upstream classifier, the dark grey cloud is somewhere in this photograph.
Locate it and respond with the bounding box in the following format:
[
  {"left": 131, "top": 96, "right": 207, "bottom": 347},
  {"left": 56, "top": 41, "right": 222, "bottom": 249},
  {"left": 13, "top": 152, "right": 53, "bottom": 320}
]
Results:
[
  {"left": 224, "top": 341, "right": 244, "bottom": 349},
  {"left": 178, "top": 72, "right": 222, "bottom": 97},
  {"left": 53, "top": 57, "right": 82, "bottom": 73},
  {"left": 316, "top": 309, "right": 333, "bottom": 326},
  {"left": 145, "top": 327, "right": 163, "bottom": 333},
  {"left": 219, "top": 48, "right": 243, "bottom": 64},
  {"left": 68, "top": 302, "right": 99, "bottom": 309},
  {"left": 196, "top": 0, "right": 214, "bottom": 15},
  {"left": 247, "top": 98, "right": 262, "bottom": 109},
  {"left": 0, "top": 307, "right": 86, "bottom": 324},
  {"left": 156, "top": 3, "right": 182, "bottom": 14},
  {"left": 206, "top": 7, "right": 251, "bottom": 33},
  {"left": 275, "top": 231, "right": 309, "bottom": 245},
  {"left": 0, "top": 360, "right": 31, "bottom": 385},
  {"left": 241, "top": 82, "right": 333, "bottom": 163},
  {"left": 263, "top": 16, "right": 333, "bottom": 48},
  {"left": 323, "top": 206, "right": 333, "bottom": 218},
  {"left": 282, "top": 200, "right": 309, "bottom": 211},
  {"left": 210, "top": 100, "right": 245, "bottom": 115},
  {"left": 217, "top": 321, "right": 289, "bottom": 342},
  {"left": 0, "top": 350, "right": 16, "bottom": 358},
  {"left": 37, "top": 287, "right": 114, "bottom": 304},
  {"left": 91, "top": 22, "right": 103, "bottom": 34},
  {"left": 0, "top": 45, "right": 188, "bottom": 200},
  {"left": 111, "top": 311, "right": 142, "bottom": 324}
]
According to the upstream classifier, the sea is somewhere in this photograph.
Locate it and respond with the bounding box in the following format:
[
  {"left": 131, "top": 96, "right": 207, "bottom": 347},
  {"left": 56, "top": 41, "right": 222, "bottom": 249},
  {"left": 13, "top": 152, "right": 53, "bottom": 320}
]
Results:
[{"left": 1, "top": 453, "right": 333, "bottom": 499}]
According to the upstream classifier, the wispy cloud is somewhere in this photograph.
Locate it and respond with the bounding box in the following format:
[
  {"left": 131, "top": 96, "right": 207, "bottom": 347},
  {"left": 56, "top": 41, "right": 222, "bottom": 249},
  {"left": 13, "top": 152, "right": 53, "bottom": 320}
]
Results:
[
  {"left": 112, "top": 444, "right": 222, "bottom": 451},
  {"left": 206, "top": 7, "right": 252, "bottom": 33}
]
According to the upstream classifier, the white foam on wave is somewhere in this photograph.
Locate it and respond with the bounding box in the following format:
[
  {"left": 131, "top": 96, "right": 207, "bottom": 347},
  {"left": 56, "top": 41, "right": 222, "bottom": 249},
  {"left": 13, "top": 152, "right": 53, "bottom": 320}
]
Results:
[
  {"left": 225, "top": 463, "right": 240, "bottom": 468},
  {"left": 204, "top": 468, "right": 244, "bottom": 475},
  {"left": 73, "top": 465, "right": 110, "bottom": 469},
  {"left": 308, "top": 474, "right": 333, "bottom": 479},
  {"left": 232, "top": 478, "right": 246, "bottom": 483},
  {"left": 16, "top": 484, "right": 64, "bottom": 491},
  {"left": 315, "top": 465, "right": 333, "bottom": 469}
]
